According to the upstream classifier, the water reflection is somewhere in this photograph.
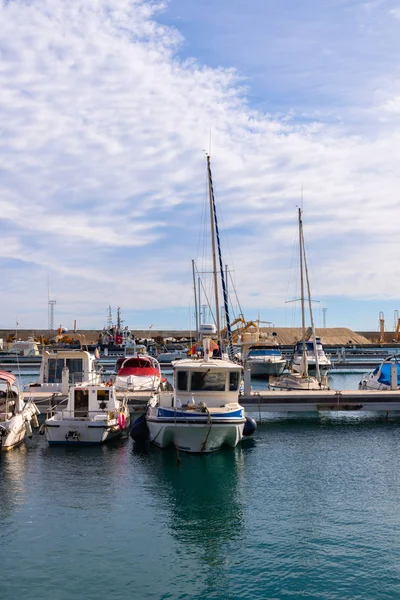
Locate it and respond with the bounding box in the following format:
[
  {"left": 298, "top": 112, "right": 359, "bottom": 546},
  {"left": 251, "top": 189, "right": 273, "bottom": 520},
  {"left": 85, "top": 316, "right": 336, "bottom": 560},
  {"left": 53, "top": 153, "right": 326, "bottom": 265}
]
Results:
[
  {"left": 0, "top": 445, "right": 27, "bottom": 521},
  {"left": 132, "top": 444, "right": 247, "bottom": 592}
]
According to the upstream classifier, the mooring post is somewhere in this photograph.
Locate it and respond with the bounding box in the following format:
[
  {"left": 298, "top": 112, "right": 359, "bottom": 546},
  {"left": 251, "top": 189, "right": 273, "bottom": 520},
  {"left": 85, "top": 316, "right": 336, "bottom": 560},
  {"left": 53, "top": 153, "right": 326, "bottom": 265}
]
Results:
[{"left": 243, "top": 368, "right": 251, "bottom": 396}]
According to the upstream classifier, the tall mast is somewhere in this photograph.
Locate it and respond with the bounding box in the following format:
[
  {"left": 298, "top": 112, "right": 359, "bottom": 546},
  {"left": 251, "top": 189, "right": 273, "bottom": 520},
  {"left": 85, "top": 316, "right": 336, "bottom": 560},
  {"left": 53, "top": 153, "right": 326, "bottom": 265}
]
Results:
[
  {"left": 206, "top": 155, "right": 234, "bottom": 358},
  {"left": 207, "top": 155, "right": 221, "bottom": 340},
  {"left": 301, "top": 221, "right": 321, "bottom": 382},
  {"left": 298, "top": 208, "right": 308, "bottom": 377},
  {"left": 192, "top": 259, "right": 199, "bottom": 341}
]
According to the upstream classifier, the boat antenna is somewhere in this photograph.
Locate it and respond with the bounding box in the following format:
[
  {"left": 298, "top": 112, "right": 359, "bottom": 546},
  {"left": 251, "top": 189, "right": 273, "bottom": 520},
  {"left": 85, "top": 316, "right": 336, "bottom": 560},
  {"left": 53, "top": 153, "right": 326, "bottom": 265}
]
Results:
[{"left": 206, "top": 155, "right": 234, "bottom": 359}]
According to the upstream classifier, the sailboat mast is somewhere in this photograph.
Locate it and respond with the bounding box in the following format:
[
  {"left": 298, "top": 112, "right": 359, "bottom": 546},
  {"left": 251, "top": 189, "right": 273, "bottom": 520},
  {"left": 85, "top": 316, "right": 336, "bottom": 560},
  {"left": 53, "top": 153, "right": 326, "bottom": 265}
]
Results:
[
  {"left": 207, "top": 155, "right": 221, "bottom": 340},
  {"left": 192, "top": 259, "right": 199, "bottom": 341},
  {"left": 301, "top": 224, "right": 321, "bottom": 382},
  {"left": 206, "top": 155, "right": 234, "bottom": 358},
  {"left": 298, "top": 208, "right": 308, "bottom": 376}
]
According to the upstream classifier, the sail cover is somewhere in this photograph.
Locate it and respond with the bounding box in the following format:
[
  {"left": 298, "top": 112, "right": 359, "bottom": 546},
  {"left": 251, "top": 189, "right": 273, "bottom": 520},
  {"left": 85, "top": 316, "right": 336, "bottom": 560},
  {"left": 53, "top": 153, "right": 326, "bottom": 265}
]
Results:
[{"left": 377, "top": 363, "right": 400, "bottom": 386}]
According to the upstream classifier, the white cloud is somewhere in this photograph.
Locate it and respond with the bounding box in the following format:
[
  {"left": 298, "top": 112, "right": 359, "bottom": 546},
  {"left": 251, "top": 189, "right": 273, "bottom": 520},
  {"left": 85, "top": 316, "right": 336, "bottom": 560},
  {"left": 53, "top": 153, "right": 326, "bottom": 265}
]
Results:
[{"left": 1, "top": 0, "right": 400, "bottom": 329}]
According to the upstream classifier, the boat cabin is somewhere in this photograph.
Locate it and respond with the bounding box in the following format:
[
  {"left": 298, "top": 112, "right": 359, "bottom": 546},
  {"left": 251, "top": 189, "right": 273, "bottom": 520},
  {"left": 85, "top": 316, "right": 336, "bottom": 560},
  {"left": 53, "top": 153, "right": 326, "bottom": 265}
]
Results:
[
  {"left": 30, "top": 349, "right": 102, "bottom": 393},
  {"left": 58, "top": 385, "right": 118, "bottom": 419},
  {"left": 173, "top": 359, "right": 242, "bottom": 407}
]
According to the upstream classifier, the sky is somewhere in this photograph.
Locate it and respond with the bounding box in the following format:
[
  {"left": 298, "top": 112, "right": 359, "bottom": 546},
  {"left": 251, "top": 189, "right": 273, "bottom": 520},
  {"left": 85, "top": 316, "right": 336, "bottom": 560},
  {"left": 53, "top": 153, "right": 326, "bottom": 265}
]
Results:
[{"left": 1, "top": 0, "right": 400, "bottom": 333}]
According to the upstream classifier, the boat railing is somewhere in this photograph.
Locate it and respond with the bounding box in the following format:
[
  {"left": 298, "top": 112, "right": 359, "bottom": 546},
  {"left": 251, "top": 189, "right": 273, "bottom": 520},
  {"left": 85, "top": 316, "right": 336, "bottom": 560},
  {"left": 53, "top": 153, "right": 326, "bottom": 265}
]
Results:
[{"left": 46, "top": 406, "right": 121, "bottom": 421}]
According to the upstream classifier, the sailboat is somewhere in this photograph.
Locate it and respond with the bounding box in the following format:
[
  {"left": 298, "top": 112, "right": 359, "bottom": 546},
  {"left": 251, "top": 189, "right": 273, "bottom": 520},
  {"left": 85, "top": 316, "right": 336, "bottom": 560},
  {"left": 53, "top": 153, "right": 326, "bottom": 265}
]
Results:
[
  {"left": 131, "top": 155, "right": 256, "bottom": 453},
  {"left": 269, "top": 208, "right": 329, "bottom": 391}
]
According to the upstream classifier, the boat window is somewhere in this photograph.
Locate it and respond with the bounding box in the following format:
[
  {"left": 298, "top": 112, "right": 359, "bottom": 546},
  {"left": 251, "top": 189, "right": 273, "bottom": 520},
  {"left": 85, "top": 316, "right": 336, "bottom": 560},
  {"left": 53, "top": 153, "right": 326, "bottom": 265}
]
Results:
[
  {"left": 229, "top": 371, "right": 240, "bottom": 391},
  {"left": 177, "top": 371, "right": 188, "bottom": 391},
  {"left": 190, "top": 371, "right": 226, "bottom": 392},
  {"left": 97, "top": 389, "right": 110, "bottom": 402},
  {"left": 66, "top": 358, "right": 84, "bottom": 383},
  {"left": 48, "top": 359, "right": 64, "bottom": 383}
]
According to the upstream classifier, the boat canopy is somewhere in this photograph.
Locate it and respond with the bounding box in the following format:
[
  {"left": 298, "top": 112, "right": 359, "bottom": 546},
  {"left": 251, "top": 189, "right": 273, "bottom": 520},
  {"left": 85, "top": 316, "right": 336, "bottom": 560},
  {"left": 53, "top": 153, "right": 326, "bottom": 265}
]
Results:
[
  {"left": 294, "top": 341, "right": 322, "bottom": 351},
  {"left": 248, "top": 348, "right": 281, "bottom": 357},
  {"left": 376, "top": 363, "right": 400, "bottom": 386},
  {"left": 0, "top": 370, "right": 17, "bottom": 386}
]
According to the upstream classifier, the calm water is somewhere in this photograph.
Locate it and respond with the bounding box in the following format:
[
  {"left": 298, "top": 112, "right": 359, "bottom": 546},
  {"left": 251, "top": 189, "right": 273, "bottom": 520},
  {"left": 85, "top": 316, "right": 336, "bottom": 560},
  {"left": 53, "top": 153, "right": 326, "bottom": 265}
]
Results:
[{"left": 3, "top": 371, "right": 400, "bottom": 599}]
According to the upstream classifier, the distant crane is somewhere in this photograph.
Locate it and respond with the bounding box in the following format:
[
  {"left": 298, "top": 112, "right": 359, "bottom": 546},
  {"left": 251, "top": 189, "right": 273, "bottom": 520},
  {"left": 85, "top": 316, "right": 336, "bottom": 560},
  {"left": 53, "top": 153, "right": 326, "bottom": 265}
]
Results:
[{"left": 379, "top": 311, "right": 385, "bottom": 343}]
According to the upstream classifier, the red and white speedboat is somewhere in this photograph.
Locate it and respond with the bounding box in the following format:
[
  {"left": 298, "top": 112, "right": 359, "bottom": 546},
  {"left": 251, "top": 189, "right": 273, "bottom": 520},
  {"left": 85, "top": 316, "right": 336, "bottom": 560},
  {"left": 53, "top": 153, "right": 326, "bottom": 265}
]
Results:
[{"left": 115, "top": 355, "right": 164, "bottom": 392}]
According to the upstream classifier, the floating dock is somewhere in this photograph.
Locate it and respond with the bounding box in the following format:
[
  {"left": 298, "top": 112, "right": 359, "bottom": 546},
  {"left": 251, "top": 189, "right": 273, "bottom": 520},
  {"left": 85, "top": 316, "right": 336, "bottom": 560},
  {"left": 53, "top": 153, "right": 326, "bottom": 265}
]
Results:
[
  {"left": 239, "top": 389, "right": 400, "bottom": 413},
  {"left": 25, "top": 389, "right": 400, "bottom": 416}
]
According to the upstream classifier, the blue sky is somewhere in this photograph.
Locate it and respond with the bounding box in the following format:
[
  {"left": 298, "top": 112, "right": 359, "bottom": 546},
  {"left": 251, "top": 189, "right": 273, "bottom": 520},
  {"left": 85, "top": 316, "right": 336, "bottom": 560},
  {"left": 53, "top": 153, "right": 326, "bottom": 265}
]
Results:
[{"left": 1, "top": 0, "right": 400, "bottom": 333}]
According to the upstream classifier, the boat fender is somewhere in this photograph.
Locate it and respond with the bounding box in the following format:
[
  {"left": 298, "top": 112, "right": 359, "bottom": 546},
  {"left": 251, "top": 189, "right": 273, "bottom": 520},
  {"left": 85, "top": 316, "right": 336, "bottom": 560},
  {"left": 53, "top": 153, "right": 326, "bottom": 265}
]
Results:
[
  {"left": 130, "top": 414, "right": 149, "bottom": 442},
  {"left": 25, "top": 420, "right": 33, "bottom": 439},
  {"left": 118, "top": 412, "right": 126, "bottom": 430},
  {"left": 243, "top": 415, "right": 257, "bottom": 437},
  {"left": 31, "top": 414, "right": 39, "bottom": 429},
  {"left": 39, "top": 424, "right": 46, "bottom": 435}
]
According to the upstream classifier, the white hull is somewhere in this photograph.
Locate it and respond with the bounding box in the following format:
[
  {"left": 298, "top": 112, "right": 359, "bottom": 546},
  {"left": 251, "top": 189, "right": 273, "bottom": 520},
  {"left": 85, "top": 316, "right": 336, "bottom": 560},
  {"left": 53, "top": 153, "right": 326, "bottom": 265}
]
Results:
[
  {"left": 291, "top": 359, "right": 331, "bottom": 375},
  {"left": 359, "top": 377, "right": 395, "bottom": 392},
  {"left": 147, "top": 418, "right": 245, "bottom": 453},
  {"left": 269, "top": 373, "right": 328, "bottom": 391},
  {"left": 115, "top": 374, "right": 161, "bottom": 391},
  {"left": 45, "top": 416, "right": 130, "bottom": 445},
  {"left": 247, "top": 359, "right": 286, "bottom": 377},
  {"left": 0, "top": 401, "right": 39, "bottom": 451}
]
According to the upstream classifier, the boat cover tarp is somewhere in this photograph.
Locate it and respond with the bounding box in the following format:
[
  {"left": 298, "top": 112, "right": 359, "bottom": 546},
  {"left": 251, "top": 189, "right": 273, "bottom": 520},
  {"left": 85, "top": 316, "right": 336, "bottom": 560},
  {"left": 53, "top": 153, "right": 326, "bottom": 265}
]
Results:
[{"left": 376, "top": 363, "right": 400, "bottom": 385}]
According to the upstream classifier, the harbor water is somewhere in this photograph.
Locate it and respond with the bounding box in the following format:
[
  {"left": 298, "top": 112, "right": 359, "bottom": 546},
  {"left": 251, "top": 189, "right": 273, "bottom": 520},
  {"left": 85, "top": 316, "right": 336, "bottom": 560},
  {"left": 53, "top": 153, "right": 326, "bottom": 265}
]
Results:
[{"left": 2, "top": 371, "right": 400, "bottom": 599}]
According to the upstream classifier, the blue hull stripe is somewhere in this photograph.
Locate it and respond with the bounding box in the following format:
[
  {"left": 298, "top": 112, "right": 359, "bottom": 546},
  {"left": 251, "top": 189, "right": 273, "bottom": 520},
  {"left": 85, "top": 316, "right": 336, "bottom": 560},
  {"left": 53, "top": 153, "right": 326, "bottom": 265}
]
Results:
[{"left": 156, "top": 408, "right": 244, "bottom": 419}]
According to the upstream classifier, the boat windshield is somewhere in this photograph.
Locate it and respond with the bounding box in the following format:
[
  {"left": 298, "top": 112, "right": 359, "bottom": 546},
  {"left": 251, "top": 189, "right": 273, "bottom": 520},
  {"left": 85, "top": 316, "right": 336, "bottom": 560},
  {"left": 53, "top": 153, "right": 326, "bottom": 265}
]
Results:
[
  {"left": 190, "top": 371, "right": 226, "bottom": 392},
  {"left": 48, "top": 358, "right": 84, "bottom": 383},
  {"left": 248, "top": 349, "right": 281, "bottom": 357}
]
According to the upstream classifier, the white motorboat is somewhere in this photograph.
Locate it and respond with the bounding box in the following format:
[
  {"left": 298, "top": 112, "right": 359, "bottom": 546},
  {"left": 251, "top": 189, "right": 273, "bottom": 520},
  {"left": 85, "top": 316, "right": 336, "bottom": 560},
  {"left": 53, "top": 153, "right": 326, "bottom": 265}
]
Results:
[
  {"left": 115, "top": 354, "right": 163, "bottom": 391},
  {"left": 359, "top": 357, "right": 400, "bottom": 391},
  {"left": 245, "top": 344, "right": 286, "bottom": 377},
  {"left": 132, "top": 340, "right": 254, "bottom": 453},
  {"left": 44, "top": 383, "right": 130, "bottom": 445},
  {"left": 0, "top": 370, "right": 40, "bottom": 451},
  {"left": 290, "top": 338, "right": 331, "bottom": 376},
  {"left": 29, "top": 349, "right": 103, "bottom": 395},
  {"left": 271, "top": 208, "right": 328, "bottom": 391}
]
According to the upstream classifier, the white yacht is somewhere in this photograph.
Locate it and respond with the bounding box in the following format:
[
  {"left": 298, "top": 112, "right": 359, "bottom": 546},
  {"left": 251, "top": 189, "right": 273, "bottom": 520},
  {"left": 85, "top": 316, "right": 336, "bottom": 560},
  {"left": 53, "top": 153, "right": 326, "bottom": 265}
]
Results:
[
  {"left": 44, "top": 383, "right": 130, "bottom": 445},
  {"left": 0, "top": 370, "right": 39, "bottom": 451},
  {"left": 290, "top": 338, "right": 331, "bottom": 376},
  {"left": 133, "top": 339, "right": 253, "bottom": 453},
  {"left": 245, "top": 344, "right": 286, "bottom": 377}
]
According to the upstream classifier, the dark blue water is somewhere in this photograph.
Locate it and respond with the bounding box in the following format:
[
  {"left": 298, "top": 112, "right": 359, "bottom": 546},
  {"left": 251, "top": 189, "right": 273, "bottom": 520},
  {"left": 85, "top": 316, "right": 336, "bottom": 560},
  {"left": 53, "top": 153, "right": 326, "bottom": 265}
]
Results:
[{"left": 2, "top": 412, "right": 400, "bottom": 599}]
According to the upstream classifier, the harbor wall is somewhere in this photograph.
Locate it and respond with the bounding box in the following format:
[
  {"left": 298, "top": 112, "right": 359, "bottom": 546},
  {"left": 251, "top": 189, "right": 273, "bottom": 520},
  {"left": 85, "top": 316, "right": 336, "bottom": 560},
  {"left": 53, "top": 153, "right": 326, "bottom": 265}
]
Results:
[{"left": 0, "top": 327, "right": 393, "bottom": 346}]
